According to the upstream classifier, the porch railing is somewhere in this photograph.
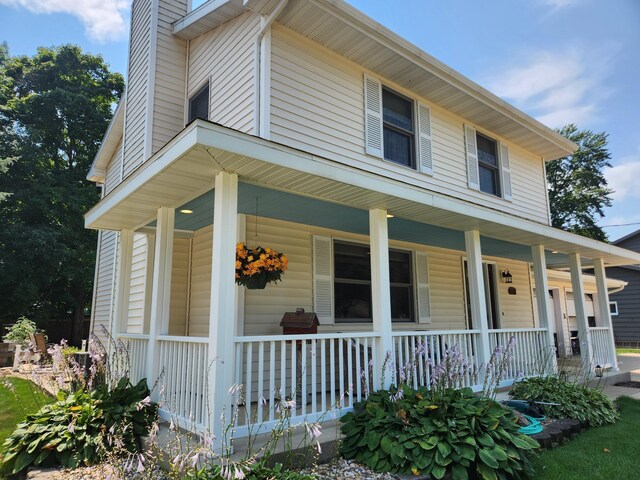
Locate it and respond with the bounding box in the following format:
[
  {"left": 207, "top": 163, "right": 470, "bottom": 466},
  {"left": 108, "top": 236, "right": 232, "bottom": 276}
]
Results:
[
  {"left": 157, "top": 335, "right": 209, "bottom": 429},
  {"left": 489, "top": 328, "right": 549, "bottom": 381},
  {"left": 117, "top": 333, "right": 149, "bottom": 385},
  {"left": 392, "top": 330, "right": 482, "bottom": 389},
  {"left": 233, "top": 332, "right": 380, "bottom": 436},
  {"left": 589, "top": 327, "right": 614, "bottom": 367}
]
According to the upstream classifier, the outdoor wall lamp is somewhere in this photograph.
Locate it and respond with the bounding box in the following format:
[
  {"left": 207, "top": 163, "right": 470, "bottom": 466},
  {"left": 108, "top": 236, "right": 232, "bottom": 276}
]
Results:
[
  {"left": 501, "top": 269, "right": 513, "bottom": 284},
  {"left": 595, "top": 364, "right": 604, "bottom": 378}
]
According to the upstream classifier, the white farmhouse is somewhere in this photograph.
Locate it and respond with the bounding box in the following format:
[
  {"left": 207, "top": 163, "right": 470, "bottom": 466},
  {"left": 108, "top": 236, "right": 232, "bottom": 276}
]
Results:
[{"left": 85, "top": 0, "right": 640, "bottom": 437}]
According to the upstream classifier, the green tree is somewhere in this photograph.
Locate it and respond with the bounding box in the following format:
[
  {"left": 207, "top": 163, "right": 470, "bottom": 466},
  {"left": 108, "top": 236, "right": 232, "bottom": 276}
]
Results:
[
  {"left": 0, "top": 45, "right": 124, "bottom": 344},
  {"left": 546, "top": 124, "right": 613, "bottom": 241}
]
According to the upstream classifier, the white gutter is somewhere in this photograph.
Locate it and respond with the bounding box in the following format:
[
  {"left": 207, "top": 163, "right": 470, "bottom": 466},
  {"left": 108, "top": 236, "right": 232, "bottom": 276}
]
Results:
[{"left": 251, "top": 0, "right": 288, "bottom": 138}]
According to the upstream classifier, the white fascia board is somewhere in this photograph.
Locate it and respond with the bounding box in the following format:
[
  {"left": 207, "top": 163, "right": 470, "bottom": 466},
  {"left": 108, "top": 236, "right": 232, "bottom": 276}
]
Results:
[{"left": 87, "top": 99, "right": 125, "bottom": 182}]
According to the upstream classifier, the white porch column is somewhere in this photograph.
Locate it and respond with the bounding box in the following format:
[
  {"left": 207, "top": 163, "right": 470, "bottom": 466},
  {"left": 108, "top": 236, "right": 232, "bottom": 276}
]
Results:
[
  {"left": 208, "top": 172, "right": 238, "bottom": 438},
  {"left": 531, "top": 245, "right": 557, "bottom": 374},
  {"left": 369, "top": 208, "right": 393, "bottom": 389},
  {"left": 464, "top": 230, "right": 491, "bottom": 371},
  {"left": 113, "top": 229, "right": 134, "bottom": 340},
  {"left": 593, "top": 258, "right": 619, "bottom": 371},
  {"left": 568, "top": 253, "right": 593, "bottom": 371},
  {"left": 146, "top": 207, "right": 175, "bottom": 399}
]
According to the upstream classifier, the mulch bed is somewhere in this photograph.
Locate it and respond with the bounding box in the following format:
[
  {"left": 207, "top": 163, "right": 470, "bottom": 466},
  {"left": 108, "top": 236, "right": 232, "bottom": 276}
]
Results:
[{"left": 613, "top": 381, "right": 640, "bottom": 389}]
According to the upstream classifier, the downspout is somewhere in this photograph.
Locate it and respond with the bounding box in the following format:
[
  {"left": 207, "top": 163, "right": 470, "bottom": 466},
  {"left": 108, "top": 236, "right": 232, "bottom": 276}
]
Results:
[{"left": 253, "top": 0, "right": 289, "bottom": 138}]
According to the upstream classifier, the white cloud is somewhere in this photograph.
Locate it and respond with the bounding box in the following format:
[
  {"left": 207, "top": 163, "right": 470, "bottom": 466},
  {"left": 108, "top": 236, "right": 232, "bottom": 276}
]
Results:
[
  {"left": 485, "top": 46, "right": 617, "bottom": 129},
  {"left": 605, "top": 154, "right": 640, "bottom": 202},
  {"left": 0, "top": 0, "right": 129, "bottom": 42}
]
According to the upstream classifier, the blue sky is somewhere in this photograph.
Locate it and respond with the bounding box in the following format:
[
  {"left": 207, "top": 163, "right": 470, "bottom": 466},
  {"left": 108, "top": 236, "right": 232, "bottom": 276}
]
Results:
[{"left": 1, "top": 0, "right": 639, "bottom": 240}]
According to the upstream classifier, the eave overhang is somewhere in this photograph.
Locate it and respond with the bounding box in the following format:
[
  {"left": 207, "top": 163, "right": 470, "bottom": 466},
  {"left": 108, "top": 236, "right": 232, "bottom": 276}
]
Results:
[
  {"left": 173, "top": 0, "right": 577, "bottom": 160},
  {"left": 87, "top": 99, "right": 125, "bottom": 183},
  {"left": 84, "top": 121, "right": 640, "bottom": 269}
]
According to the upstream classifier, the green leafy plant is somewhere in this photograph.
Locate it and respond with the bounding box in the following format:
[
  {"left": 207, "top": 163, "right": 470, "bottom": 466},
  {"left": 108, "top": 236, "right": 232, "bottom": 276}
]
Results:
[
  {"left": 341, "top": 385, "right": 538, "bottom": 479},
  {"left": 0, "top": 377, "right": 156, "bottom": 475},
  {"left": 193, "top": 460, "right": 315, "bottom": 479},
  {"left": 2, "top": 316, "right": 37, "bottom": 345},
  {"left": 509, "top": 376, "right": 618, "bottom": 426}
]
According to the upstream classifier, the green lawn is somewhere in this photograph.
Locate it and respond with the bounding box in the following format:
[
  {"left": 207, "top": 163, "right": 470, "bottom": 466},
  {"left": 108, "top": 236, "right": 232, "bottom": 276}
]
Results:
[
  {"left": 616, "top": 347, "right": 640, "bottom": 354},
  {"left": 534, "top": 396, "right": 640, "bottom": 479},
  {"left": 0, "top": 377, "right": 53, "bottom": 445}
]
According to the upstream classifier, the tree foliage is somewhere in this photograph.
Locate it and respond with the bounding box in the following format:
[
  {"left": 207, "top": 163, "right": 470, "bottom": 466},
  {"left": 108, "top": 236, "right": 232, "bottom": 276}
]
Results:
[
  {"left": 546, "top": 124, "right": 613, "bottom": 241},
  {"left": 0, "top": 45, "right": 124, "bottom": 343}
]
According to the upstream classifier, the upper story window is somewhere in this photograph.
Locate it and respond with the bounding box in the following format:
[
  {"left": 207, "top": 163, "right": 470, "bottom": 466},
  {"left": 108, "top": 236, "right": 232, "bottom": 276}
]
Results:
[
  {"left": 333, "top": 240, "right": 414, "bottom": 323},
  {"left": 188, "top": 84, "right": 209, "bottom": 123},
  {"left": 464, "top": 124, "right": 512, "bottom": 201},
  {"left": 476, "top": 133, "right": 500, "bottom": 196},
  {"left": 364, "top": 75, "right": 433, "bottom": 175},
  {"left": 382, "top": 88, "right": 415, "bottom": 168},
  {"left": 609, "top": 301, "right": 619, "bottom": 316}
]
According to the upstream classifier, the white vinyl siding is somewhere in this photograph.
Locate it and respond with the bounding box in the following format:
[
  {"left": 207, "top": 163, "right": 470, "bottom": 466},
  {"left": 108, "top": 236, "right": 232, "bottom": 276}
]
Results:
[
  {"left": 150, "top": 0, "right": 188, "bottom": 155},
  {"left": 92, "top": 230, "right": 118, "bottom": 346},
  {"left": 126, "top": 233, "right": 149, "bottom": 334},
  {"left": 104, "top": 140, "right": 123, "bottom": 195},
  {"left": 169, "top": 237, "right": 191, "bottom": 335},
  {"left": 188, "top": 12, "right": 259, "bottom": 134},
  {"left": 122, "top": 0, "right": 152, "bottom": 178},
  {"left": 269, "top": 24, "right": 547, "bottom": 223},
  {"left": 187, "top": 224, "right": 213, "bottom": 336}
]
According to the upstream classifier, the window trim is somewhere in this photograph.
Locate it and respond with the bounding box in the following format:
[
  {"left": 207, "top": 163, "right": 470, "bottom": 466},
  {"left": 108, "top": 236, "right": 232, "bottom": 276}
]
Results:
[
  {"left": 461, "top": 257, "right": 502, "bottom": 330},
  {"left": 609, "top": 301, "right": 619, "bottom": 316},
  {"left": 187, "top": 82, "right": 210, "bottom": 124},
  {"left": 382, "top": 86, "right": 416, "bottom": 170},
  {"left": 332, "top": 238, "right": 416, "bottom": 324}
]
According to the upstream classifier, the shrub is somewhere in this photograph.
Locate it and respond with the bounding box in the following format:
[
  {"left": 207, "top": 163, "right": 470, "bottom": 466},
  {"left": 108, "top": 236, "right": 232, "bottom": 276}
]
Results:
[
  {"left": 2, "top": 316, "right": 37, "bottom": 345},
  {"left": 340, "top": 385, "right": 538, "bottom": 480},
  {"left": 0, "top": 377, "right": 156, "bottom": 475},
  {"left": 509, "top": 376, "right": 618, "bottom": 426}
]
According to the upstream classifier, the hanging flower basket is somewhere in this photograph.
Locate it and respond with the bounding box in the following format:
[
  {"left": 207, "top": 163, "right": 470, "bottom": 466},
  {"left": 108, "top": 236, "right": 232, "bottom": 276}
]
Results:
[{"left": 235, "top": 243, "right": 288, "bottom": 289}]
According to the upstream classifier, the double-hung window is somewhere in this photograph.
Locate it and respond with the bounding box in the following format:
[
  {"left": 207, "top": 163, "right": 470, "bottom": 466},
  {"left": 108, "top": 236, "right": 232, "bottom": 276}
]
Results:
[
  {"left": 333, "top": 241, "right": 414, "bottom": 322},
  {"left": 187, "top": 83, "right": 209, "bottom": 123},
  {"left": 464, "top": 124, "right": 512, "bottom": 200},
  {"left": 364, "top": 75, "right": 433, "bottom": 174},
  {"left": 382, "top": 88, "right": 415, "bottom": 168}
]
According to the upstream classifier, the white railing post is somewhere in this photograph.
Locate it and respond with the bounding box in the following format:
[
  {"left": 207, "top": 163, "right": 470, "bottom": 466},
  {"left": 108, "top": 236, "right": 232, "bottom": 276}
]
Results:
[
  {"left": 369, "top": 208, "right": 393, "bottom": 389},
  {"left": 113, "top": 229, "right": 134, "bottom": 342},
  {"left": 146, "top": 207, "right": 175, "bottom": 399},
  {"left": 593, "top": 258, "right": 619, "bottom": 370},
  {"left": 465, "top": 230, "right": 491, "bottom": 374},
  {"left": 531, "top": 245, "right": 557, "bottom": 374},
  {"left": 208, "top": 172, "right": 238, "bottom": 442},
  {"left": 568, "top": 253, "right": 593, "bottom": 372}
]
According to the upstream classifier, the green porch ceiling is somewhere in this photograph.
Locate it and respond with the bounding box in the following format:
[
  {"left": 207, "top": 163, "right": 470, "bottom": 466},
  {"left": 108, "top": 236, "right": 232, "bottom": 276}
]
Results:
[{"left": 152, "top": 183, "right": 572, "bottom": 267}]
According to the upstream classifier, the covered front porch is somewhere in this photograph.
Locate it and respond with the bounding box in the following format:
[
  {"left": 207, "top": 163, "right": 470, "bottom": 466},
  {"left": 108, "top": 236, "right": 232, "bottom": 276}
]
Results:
[{"left": 86, "top": 121, "right": 635, "bottom": 438}]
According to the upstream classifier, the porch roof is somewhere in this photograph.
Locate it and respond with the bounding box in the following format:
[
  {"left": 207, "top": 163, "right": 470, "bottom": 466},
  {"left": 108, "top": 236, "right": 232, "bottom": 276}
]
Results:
[{"left": 84, "top": 120, "right": 640, "bottom": 269}]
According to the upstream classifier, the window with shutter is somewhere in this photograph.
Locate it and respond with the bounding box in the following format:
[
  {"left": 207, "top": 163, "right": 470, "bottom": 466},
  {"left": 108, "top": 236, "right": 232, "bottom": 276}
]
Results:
[
  {"left": 464, "top": 125, "right": 512, "bottom": 200},
  {"left": 313, "top": 235, "right": 333, "bottom": 324},
  {"left": 364, "top": 75, "right": 433, "bottom": 174},
  {"left": 414, "top": 251, "right": 432, "bottom": 324}
]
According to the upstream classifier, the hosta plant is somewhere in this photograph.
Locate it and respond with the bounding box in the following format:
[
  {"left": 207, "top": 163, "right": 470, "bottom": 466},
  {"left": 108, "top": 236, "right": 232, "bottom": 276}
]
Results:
[
  {"left": 340, "top": 386, "right": 538, "bottom": 480},
  {"left": 509, "top": 376, "right": 618, "bottom": 426},
  {"left": 0, "top": 377, "right": 156, "bottom": 475}
]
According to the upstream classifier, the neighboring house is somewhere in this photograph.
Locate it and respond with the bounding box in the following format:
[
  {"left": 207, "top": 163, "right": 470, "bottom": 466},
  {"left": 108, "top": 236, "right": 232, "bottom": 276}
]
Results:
[
  {"left": 606, "top": 230, "right": 640, "bottom": 345},
  {"left": 85, "top": 0, "right": 640, "bottom": 439}
]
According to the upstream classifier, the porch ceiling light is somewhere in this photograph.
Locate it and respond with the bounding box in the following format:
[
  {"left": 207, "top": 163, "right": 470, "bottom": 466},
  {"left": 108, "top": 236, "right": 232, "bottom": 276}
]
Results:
[
  {"left": 386, "top": 213, "right": 394, "bottom": 218},
  {"left": 180, "top": 209, "right": 194, "bottom": 214},
  {"left": 501, "top": 269, "right": 513, "bottom": 284}
]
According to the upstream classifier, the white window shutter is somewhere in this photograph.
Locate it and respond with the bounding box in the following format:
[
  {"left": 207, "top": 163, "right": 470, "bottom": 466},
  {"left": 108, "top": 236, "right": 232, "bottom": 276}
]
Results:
[
  {"left": 499, "top": 142, "right": 513, "bottom": 201},
  {"left": 417, "top": 102, "right": 433, "bottom": 175},
  {"left": 464, "top": 124, "right": 480, "bottom": 190},
  {"left": 364, "top": 74, "right": 383, "bottom": 158},
  {"left": 313, "top": 235, "right": 333, "bottom": 324},
  {"left": 415, "top": 251, "right": 432, "bottom": 324}
]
